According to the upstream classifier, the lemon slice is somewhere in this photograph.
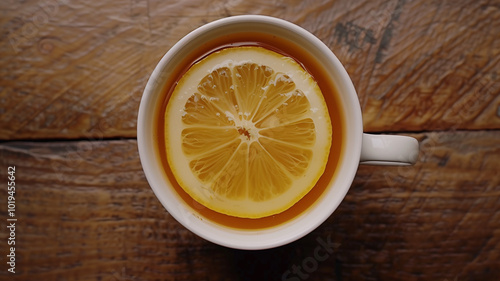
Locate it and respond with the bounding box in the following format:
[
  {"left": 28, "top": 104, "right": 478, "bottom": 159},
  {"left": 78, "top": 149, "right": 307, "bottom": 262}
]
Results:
[{"left": 165, "top": 46, "right": 332, "bottom": 218}]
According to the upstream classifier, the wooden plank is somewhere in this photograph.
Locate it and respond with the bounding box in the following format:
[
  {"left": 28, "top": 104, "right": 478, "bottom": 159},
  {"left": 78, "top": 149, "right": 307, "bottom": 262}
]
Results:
[
  {"left": 334, "top": 130, "right": 500, "bottom": 280},
  {"left": 0, "top": 130, "right": 499, "bottom": 280},
  {"left": 1, "top": 0, "right": 499, "bottom": 140},
  {"left": 321, "top": 0, "right": 500, "bottom": 132}
]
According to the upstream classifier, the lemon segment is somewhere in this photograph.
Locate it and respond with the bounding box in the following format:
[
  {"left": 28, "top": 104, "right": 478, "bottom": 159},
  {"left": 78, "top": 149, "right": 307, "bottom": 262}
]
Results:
[{"left": 165, "top": 46, "right": 332, "bottom": 218}]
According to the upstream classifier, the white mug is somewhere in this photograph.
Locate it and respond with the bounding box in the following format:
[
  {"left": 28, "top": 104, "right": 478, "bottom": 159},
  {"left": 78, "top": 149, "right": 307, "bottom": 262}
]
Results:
[{"left": 137, "top": 15, "right": 418, "bottom": 250}]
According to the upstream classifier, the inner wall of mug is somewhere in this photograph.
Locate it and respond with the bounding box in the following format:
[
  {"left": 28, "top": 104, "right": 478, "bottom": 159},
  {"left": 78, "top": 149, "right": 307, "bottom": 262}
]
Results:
[{"left": 138, "top": 15, "right": 363, "bottom": 250}]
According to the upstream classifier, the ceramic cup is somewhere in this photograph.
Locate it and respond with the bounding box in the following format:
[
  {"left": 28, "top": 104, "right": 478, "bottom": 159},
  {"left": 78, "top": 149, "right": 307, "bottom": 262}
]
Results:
[{"left": 137, "top": 15, "right": 419, "bottom": 250}]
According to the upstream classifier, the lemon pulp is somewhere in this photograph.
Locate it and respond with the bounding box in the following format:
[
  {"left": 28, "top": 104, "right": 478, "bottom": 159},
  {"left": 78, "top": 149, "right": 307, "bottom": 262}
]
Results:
[{"left": 165, "top": 46, "right": 332, "bottom": 218}]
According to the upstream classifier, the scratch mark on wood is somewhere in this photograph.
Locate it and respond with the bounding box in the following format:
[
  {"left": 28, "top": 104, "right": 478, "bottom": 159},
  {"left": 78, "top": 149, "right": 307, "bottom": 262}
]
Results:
[
  {"left": 375, "top": 0, "right": 406, "bottom": 63},
  {"left": 438, "top": 153, "right": 450, "bottom": 167},
  {"left": 334, "top": 21, "right": 377, "bottom": 51}
]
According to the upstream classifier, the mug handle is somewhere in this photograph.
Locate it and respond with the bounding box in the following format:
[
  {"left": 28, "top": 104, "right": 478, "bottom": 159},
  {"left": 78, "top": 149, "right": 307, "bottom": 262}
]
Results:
[{"left": 360, "top": 133, "right": 419, "bottom": 166}]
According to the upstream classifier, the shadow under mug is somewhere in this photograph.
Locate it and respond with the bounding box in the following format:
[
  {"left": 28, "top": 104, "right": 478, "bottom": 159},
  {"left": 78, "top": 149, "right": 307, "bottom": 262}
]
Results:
[{"left": 137, "top": 15, "right": 419, "bottom": 250}]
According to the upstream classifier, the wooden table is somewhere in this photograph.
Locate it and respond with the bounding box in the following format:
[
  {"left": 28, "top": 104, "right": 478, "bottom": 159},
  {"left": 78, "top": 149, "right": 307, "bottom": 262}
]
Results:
[{"left": 1, "top": 0, "right": 499, "bottom": 280}]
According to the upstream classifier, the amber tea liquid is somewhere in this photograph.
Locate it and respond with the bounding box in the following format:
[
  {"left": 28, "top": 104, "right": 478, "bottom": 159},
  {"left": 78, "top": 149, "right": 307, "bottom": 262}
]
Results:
[{"left": 155, "top": 32, "right": 345, "bottom": 229}]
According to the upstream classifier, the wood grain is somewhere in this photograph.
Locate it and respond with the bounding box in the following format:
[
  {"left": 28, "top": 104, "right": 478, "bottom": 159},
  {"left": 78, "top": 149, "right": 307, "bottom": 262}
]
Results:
[
  {"left": 1, "top": 0, "right": 499, "bottom": 280},
  {"left": 319, "top": 0, "right": 500, "bottom": 132},
  {"left": 1, "top": 130, "right": 498, "bottom": 280},
  {"left": 1, "top": 0, "right": 499, "bottom": 140}
]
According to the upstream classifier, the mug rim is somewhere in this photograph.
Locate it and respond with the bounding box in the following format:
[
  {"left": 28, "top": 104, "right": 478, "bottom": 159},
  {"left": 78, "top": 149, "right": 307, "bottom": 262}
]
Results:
[{"left": 138, "top": 15, "right": 363, "bottom": 250}]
